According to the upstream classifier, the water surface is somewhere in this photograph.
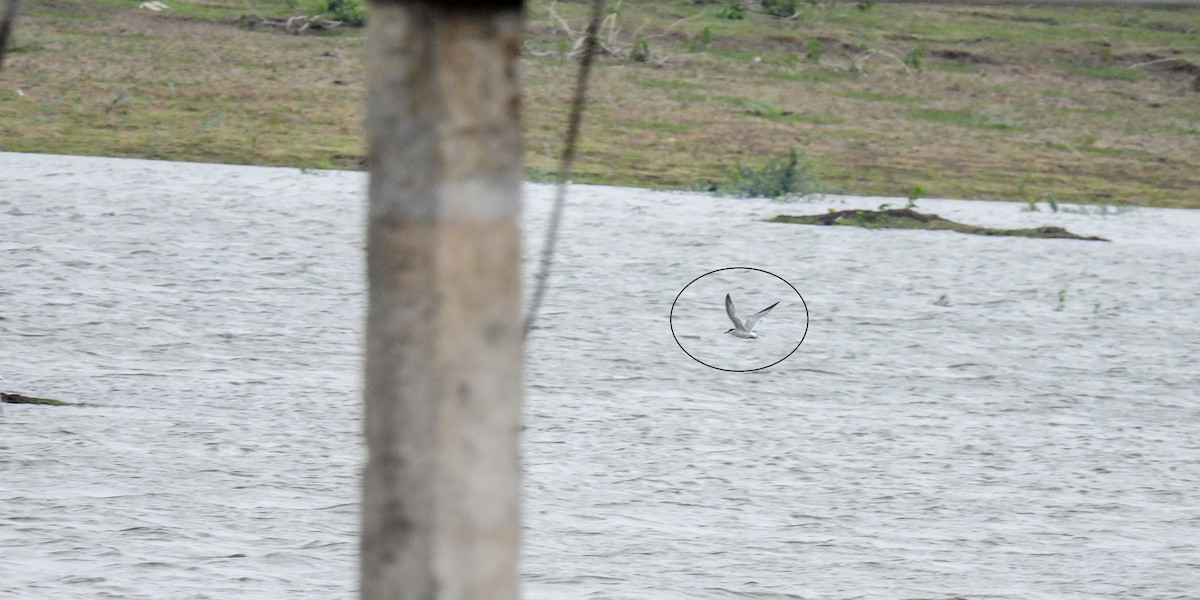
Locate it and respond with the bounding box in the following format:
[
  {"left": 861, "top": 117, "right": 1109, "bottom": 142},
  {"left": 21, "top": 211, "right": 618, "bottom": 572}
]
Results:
[{"left": 2, "top": 152, "right": 1198, "bottom": 599}]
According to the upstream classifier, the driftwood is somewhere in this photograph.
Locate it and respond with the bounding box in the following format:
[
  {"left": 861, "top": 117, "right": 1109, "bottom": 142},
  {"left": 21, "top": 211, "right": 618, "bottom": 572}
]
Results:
[
  {"left": 769, "top": 208, "right": 1109, "bottom": 241},
  {"left": 256, "top": 15, "right": 344, "bottom": 35},
  {"left": 1, "top": 392, "right": 72, "bottom": 406}
]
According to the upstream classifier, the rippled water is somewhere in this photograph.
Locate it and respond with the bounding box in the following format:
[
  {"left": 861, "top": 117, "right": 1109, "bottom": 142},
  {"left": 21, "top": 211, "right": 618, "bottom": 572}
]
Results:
[{"left": 2, "top": 152, "right": 1198, "bottom": 599}]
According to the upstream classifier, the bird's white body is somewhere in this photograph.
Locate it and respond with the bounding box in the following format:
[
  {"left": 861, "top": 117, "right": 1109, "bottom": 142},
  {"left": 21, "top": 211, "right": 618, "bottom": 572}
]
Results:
[{"left": 724, "top": 294, "right": 779, "bottom": 339}]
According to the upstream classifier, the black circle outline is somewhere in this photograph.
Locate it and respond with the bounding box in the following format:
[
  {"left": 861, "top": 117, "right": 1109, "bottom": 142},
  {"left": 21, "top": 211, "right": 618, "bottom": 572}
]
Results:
[{"left": 669, "top": 267, "right": 809, "bottom": 373}]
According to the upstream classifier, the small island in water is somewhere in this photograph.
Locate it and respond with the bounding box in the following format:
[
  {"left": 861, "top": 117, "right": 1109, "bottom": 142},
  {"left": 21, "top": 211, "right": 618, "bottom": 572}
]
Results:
[{"left": 768, "top": 208, "right": 1109, "bottom": 242}]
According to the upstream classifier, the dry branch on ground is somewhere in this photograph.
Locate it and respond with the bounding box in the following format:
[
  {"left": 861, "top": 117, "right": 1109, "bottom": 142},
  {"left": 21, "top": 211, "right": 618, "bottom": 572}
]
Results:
[
  {"left": 542, "top": 0, "right": 700, "bottom": 65},
  {"left": 255, "top": 15, "right": 344, "bottom": 35}
]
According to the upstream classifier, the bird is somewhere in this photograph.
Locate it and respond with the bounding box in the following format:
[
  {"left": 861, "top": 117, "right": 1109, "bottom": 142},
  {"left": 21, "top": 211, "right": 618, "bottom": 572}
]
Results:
[{"left": 724, "top": 293, "right": 779, "bottom": 339}]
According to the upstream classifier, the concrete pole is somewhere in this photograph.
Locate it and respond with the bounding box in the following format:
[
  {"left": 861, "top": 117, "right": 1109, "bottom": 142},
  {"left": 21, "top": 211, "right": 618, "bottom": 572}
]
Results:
[
  {"left": 0, "top": 0, "right": 22, "bottom": 70},
  {"left": 362, "top": 2, "right": 524, "bottom": 600}
]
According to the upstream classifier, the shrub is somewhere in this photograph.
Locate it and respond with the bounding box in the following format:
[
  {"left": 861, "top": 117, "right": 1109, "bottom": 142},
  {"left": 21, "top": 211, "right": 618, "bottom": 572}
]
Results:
[
  {"left": 310, "top": 0, "right": 365, "bottom": 26},
  {"left": 906, "top": 185, "right": 923, "bottom": 209},
  {"left": 904, "top": 45, "right": 925, "bottom": 71},
  {"left": 805, "top": 38, "right": 822, "bottom": 62},
  {"left": 741, "top": 97, "right": 786, "bottom": 119},
  {"left": 717, "top": 3, "right": 744, "bottom": 20},
  {"left": 762, "top": 0, "right": 799, "bottom": 18},
  {"left": 690, "top": 25, "right": 714, "bottom": 52},
  {"left": 631, "top": 40, "right": 651, "bottom": 63},
  {"left": 719, "top": 148, "right": 822, "bottom": 199}
]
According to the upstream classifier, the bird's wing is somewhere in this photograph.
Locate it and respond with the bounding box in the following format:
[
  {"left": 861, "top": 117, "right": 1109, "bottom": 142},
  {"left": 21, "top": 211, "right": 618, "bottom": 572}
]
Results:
[
  {"left": 743, "top": 301, "right": 780, "bottom": 333},
  {"left": 725, "top": 293, "right": 745, "bottom": 331}
]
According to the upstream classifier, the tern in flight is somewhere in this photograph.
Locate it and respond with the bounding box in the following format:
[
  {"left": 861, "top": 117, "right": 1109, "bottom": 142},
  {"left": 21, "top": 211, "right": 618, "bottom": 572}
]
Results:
[{"left": 724, "top": 294, "right": 780, "bottom": 339}]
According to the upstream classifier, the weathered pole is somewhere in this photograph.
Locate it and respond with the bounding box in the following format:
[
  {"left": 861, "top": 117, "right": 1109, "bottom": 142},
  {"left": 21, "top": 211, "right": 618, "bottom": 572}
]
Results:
[
  {"left": 362, "top": 2, "right": 524, "bottom": 600},
  {"left": 0, "top": 0, "right": 22, "bottom": 70}
]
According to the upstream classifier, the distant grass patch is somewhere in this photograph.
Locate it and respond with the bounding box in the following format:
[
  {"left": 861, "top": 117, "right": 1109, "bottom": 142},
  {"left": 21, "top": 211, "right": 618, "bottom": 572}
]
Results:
[
  {"left": 1076, "top": 144, "right": 1137, "bottom": 158},
  {"left": 908, "top": 108, "right": 1018, "bottom": 130},
  {"left": 670, "top": 92, "right": 745, "bottom": 107},
  {"left": 792, "top": 111, "right": 845, "bottom": 125},
  {"left": 781, "top": 68, "right": 857, "bottom": 83},
  {"left": 5, "top": 36, "right": 47, "bottom": 54},
  {"left": 627, "top": 120, "right": 693, "bottom": 133},
  {"left": 740, "top": 97, "right": 789, "bottom": 119},
  {"left": 1076, "top": 65, "right": 1141, "bottom": 81},
  {"left": 841, "top": 90, "right": 921, "bottom": 102},
  {"left": 527, "top": 166, "right": 558, "bottom": 183},
  {"left": 628, "top": 77, "right": 707, "bottom": 91},
  {"left": 932, "top": 61, "right": 981, "bottom": 74}
]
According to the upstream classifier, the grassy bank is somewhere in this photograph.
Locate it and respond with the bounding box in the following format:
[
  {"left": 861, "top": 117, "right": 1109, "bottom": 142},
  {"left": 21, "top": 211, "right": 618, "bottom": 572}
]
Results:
[{"left": 2, "top": 0, "right": 1198, "bottom": 207}]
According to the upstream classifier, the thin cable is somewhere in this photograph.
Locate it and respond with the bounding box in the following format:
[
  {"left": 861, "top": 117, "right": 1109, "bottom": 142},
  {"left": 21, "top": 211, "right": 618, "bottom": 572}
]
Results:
[{"left": 524, "top": 0, "right": 605, "bottom": 338}]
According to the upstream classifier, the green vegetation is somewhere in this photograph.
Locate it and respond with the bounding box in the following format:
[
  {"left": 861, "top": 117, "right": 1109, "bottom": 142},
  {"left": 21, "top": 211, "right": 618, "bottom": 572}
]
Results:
[
  {"left": 769, "top": 208, "right": 1109, "bottom": 241},
  {"left": 312, "top": 0, "right": 366, "bottom": 26},
  {"left": 805, "top": 39, "right": 823, "bottom": 63},
  {"left": 719, "top": 148, "right": 822, "bottom": 199},
  {"left": 717, "top": 3, "right": 745, "bottom": 20},
  {"left": 630, "top": 39, "right": 651, "bottom": 63},
  {"left": 906, "top": 186, "right": 923, "bottom": 209},
  {"left": 904, "top": 45, "right": 925, "bottom": 72},
  {"left": 1075, "top": 64, "right": 1140, "bottom": 81},
  {"left": 2, "top": 0, "right": 1199, "bottom": 207},
  {"left": 761, "top": 0, "right": 800, "bottom": 19}
]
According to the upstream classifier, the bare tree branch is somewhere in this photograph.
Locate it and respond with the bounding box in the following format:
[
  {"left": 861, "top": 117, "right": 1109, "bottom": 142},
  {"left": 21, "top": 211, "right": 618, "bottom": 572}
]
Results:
[
  {"left": 1130, "top": 56, "right": 1200, "bottom": 71},
  {"left": 546, "top": 1, "right": 575, "bottom": 36},
  {"left": 853, "top": 48, "right": 916, "bottom": 76}
]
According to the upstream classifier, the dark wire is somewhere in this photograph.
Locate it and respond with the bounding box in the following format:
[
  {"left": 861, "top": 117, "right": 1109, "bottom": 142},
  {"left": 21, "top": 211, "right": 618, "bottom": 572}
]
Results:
[{"left": 524, "top": 0, "right": 605, "bottom": 338}]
